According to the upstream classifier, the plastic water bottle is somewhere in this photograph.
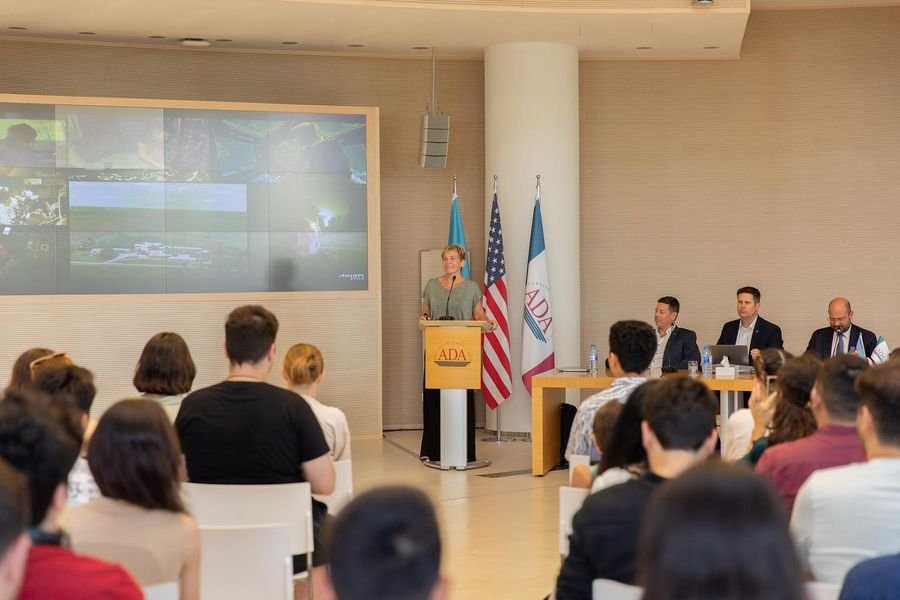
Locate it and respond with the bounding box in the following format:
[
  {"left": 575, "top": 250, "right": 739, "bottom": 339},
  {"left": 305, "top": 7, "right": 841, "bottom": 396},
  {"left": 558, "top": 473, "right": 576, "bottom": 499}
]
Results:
[
  {"left": 702, "top": 345, "right": 713, "bottom": 378},
  {"left": 589, "top": 344, "right": 599, "bottom": 377}
]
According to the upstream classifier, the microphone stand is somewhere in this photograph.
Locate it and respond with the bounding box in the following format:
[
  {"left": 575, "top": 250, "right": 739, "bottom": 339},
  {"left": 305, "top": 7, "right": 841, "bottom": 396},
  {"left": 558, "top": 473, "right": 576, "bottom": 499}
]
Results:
[{"left": 438, "top": 275, "right": 456, "bottom": 320}]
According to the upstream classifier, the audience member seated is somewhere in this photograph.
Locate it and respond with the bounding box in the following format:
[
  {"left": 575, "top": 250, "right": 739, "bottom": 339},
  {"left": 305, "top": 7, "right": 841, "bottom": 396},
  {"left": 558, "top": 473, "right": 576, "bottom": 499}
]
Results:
[
  {"left": 0, "top": 458, "right": 30, "bottom": 600},
  {"left": 756, "top": 354, "right": 868, "bottom": 514},
  {"left": 176, "top": 305, "right": 334, "bottom": 583},
  {"left": 566, "top": 320, "right": 656, "bottom": 460},
  {"left": 570, "top": 401, "right": 622, "bottom": 489},
  {"left": 61, "top": 399, "right": 200, "bottom": 599},
  {"left": 792, "top": 362, "right": 900, "bottom": 583},
  {"left": 743, "top": 354, "right": 820, "bottom": 465},
  {"left": 839, "top": 553, "right": 900, "bottom": 600},
  {"left": 0, "top": 394, "right": 142, "bottom": 600},
  {"left": 324, "top": 486, "right": 446, "bottom": 600},
  {"left": 573, "top": 381, "right": 656, "bottom": 493},
  {"left": 33, "top": 365, "right": 100, "bottom": 506},
  {"left": 637, "top": 461, "right": 804, "bottom": 600},
  {"left": 4, "top": 348, "right": 53, "bottom": 394},
  {"left": 721, "top": 349, "right": 792, "bottom": 461},
  {"left": 134, "top": 332, "right": 196, "bottom": 423},
  {"left": 282, "top": 343, "right": 351, "bottom": 461},
  {"left": 555, "top": 377, "right": 718, "bottom": 599}
]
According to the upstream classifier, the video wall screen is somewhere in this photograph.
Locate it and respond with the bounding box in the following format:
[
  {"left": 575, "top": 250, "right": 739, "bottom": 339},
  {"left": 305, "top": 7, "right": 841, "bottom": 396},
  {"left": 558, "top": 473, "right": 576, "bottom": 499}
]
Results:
[{"left": 0, "top": 100, "right": 371, "bottom": 295}]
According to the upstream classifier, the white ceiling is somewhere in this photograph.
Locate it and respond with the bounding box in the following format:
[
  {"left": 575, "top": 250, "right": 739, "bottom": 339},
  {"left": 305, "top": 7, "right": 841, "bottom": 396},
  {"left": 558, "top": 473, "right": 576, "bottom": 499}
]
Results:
[{"left": 1, "top": 0, "right": 897, "bottom": 59}]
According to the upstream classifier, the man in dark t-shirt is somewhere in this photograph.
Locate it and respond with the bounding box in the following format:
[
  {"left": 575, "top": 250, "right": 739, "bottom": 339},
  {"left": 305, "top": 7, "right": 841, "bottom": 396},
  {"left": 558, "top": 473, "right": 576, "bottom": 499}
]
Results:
[{"left": 175, "top": 305, "right": 334, "bottom": 580}]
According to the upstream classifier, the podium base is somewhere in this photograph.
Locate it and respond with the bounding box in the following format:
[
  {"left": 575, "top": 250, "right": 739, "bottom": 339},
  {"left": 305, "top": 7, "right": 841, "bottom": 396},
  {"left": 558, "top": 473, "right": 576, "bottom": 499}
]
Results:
[{"left": 422, "top": 458, "right": 492, "bottom": 471}]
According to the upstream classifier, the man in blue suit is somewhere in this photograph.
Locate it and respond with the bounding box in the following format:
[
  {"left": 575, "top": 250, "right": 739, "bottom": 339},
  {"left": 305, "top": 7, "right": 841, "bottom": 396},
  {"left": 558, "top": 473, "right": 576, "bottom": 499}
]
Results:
[
  {"left": 806, "top": 297, "right": 878, "bottom": 361},
  {"left": 717, "top": 286, "right": 784, "bottom": 362},
  {"left": 652, "top": 296, "right": 701, "bottom": 371}
]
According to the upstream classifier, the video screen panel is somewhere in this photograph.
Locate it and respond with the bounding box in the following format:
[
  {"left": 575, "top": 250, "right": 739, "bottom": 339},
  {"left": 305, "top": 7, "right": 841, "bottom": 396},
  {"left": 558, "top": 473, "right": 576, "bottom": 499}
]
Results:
[{"left": 0, "top": 99, "right": 371, "bottom": 295}]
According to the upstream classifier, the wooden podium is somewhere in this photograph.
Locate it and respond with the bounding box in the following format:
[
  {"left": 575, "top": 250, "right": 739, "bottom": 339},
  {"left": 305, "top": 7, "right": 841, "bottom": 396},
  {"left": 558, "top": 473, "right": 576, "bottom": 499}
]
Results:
[{"left": 420, "top": 320, "right": 494, "bottom": 470}]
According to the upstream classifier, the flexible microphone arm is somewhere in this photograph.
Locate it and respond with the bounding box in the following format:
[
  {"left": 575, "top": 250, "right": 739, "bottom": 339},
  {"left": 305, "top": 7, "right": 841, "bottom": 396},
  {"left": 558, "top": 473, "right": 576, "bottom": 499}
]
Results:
[{"left": 438, "top": 275, "right": 457, "bottom": 320}]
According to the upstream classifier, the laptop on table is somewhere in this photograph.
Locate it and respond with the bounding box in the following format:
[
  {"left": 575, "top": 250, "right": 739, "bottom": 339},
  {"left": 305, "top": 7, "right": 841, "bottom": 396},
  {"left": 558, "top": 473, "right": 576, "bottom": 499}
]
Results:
[{"left": 710, "top": 345, "right": 754, "bottom": 373}]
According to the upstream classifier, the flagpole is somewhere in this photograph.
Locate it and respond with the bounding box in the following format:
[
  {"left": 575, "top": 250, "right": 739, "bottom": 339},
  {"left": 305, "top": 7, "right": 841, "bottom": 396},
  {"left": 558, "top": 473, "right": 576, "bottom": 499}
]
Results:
[
  {"left": 453, "top": 175, "right": 457, "bottom": 196},
  {"left": 482, "top": 173, "right": 515, "bottom": 444}
]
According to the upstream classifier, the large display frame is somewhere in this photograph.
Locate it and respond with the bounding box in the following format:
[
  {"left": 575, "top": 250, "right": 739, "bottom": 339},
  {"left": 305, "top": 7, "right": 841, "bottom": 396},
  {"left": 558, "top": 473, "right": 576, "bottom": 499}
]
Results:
[{"left": 0, "top": 94, "right": 380, "bottom": 300}]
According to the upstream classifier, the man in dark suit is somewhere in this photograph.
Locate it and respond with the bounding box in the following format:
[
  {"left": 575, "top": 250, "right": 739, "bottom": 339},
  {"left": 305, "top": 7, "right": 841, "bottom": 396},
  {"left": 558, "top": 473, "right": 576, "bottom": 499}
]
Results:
[
  {"left": 717, "top": 286, "right": 784, "bottom": 362},
  {"left": 653, "top": 296, "right": 701, "bottom": 370},
  {"left": 806, "top": 297, "right": 878, "bottom": 360}
]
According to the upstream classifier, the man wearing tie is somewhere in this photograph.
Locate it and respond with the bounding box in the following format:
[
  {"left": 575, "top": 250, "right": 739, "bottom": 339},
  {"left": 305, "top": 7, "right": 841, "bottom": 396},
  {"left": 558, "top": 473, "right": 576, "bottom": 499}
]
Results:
[
  {"left": 806, "top": 298, "right": 878, "bottom": 361},
  {"left": 717, "top": 286, "right": 784, "bottom": 361}
]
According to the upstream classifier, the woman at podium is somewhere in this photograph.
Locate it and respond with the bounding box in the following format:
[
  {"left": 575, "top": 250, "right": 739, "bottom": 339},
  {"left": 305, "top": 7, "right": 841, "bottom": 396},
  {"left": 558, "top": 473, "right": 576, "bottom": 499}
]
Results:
[{"left": 419, "top": 244, "right": 488, "bottom": 463}]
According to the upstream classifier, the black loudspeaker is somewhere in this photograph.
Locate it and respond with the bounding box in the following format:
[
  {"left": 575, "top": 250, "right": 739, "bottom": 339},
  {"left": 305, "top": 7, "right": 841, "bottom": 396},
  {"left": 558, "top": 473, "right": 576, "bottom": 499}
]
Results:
[{"left": 419, "top": 114, "right": 450, "bottom": 169}]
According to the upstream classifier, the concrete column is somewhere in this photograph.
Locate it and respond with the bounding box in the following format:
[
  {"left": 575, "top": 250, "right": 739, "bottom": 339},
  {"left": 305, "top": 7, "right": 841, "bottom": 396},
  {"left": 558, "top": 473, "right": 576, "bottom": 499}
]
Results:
[{"left": 484, "top": 43, "right": 580, "bottom": 435}]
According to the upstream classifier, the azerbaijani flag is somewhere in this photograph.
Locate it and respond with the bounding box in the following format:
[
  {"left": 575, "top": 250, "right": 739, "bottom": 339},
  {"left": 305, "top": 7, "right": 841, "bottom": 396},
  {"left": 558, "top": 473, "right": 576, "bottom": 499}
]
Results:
[{"left": 447, "top": 192, "right": 471, "bottom": 280}]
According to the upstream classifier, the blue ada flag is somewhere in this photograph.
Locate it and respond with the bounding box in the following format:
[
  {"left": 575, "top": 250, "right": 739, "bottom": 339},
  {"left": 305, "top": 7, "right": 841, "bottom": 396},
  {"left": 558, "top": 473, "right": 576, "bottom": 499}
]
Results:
[{"left": 447, "top": 192, "right": 471, "bottom": 280}]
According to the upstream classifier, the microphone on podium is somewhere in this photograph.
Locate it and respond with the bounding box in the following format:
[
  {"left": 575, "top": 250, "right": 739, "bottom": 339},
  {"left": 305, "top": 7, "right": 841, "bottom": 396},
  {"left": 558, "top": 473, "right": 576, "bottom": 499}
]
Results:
[{"left": 438, "top": 275, "right": 457, "bottom": 320}]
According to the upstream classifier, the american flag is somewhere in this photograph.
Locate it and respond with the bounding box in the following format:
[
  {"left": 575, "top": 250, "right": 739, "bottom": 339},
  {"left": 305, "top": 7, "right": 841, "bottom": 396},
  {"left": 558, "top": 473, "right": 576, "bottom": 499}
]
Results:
[{"left": 482, "top": 192, "right": 512, "bottom": 409}]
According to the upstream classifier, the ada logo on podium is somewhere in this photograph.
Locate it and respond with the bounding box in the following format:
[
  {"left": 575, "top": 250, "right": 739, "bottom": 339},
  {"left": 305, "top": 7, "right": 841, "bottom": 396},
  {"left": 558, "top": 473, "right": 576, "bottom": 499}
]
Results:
[{"left": 433, "top": 343, "right": 471, "bottom": 368}]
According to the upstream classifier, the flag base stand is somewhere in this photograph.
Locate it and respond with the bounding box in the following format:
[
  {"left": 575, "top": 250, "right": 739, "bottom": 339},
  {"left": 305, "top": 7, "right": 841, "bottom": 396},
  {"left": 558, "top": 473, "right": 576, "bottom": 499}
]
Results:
[
  {"left": 481, "top": 403, "right": 516, "bottom": 442},
  {"left": 422, "top": 458, "right": 492, "bottom": 471}
]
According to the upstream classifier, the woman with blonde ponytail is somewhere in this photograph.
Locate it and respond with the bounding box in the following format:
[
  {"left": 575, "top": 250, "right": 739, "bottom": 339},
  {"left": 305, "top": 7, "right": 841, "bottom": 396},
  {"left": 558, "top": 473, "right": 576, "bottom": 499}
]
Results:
[{"left": 282, "top": 343, "right": 351, "bottom": 461}]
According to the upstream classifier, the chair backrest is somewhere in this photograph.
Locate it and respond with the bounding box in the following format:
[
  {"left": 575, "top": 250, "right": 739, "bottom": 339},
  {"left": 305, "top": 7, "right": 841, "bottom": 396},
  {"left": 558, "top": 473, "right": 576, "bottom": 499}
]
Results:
[
  {"left": 199, "top": 524, "right": 292, "bottom": 600},
  {"left": 592, "top": 579, "right": 642, "bottom": 600},
  {"left": 568, "top": 454, "right": 590, "bottom": 484},
  {"left": 313, "top": 460, "right": 353, "bottom": 515},
  {"left": 143, "top": 581, "right": 179, "bottom": 600},
  {"left": 559, "top": 486, "right": 589, "bottom": 557},
  {"left": 806, "top": 581, "right": 842, "bottom": 600},
  {"left": 184, "top": 482, "right": 313, "bottom": 556}
]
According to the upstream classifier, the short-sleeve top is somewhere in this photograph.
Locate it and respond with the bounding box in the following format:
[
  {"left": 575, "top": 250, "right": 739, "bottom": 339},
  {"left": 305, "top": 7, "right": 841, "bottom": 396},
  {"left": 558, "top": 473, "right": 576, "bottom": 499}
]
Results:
[
  {"left": 175, "top": 381, "right": 330, "bottom": 484},
  {"left": 422, "top": 278, "right": 482, "bottom": 321}
]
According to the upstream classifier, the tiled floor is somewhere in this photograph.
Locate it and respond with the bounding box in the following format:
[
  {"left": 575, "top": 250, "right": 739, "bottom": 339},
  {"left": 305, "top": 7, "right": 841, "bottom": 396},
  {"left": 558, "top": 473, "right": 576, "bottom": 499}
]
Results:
[{"left": 353, "top": 430, "right": 566, "bottom": 599}]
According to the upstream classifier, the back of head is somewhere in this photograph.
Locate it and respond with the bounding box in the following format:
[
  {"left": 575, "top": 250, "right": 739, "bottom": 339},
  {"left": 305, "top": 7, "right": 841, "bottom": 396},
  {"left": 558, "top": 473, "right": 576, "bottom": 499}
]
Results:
[
  {"left": 769, "top": 355, "right": 821, "bottom": 447},
  {"left": 609, "top": 320, "right": 657, "bottom": 374},
  {"left": 28, "top": 352, "right": 74, "bottom": 383},
  {"left": 133, "top": 332, "right": 196, "bottom": 396},
  {"left": 638, "top": 462, "right": 803, "bottom": 600},
  {"left": 598, "top": 380, "right": 658, "bottom": 474},
  {"left": 0, "top": 394, "right": 80, "bottom": 526},
  {"left": 753, "top": 348, "right": 792, "bottom": 382},
  {"left": 817, "top": 354, "right": 869, "bottom": 422},
  {"left": 225, "top": 305, "right": 279, "bottom": 366},
  {"left": 34, "top": 365, "right": 96, "bottom": 416},
  {"left": 591, "top": 402, "right": 623, "bottom": 455},
  {"left": 643, "top": 378, "right": 716, "bottom": 451},
  {"left": 282, "top": 344, "right": 324, "bottom": 388},
  {"left": 329, "top": 486, "right": 441, "bottom": 600},
  {"left": 88, "top": 399, "right": 184, "bottom": 513},
  {"left": 855, "top": 362, "right": 900, "bottom": 448},
  {"left": 0, "top": 458, "right": 29, "bottom": 556},
  {"left": 5, "top": 348, "right": 53, "bottom": 394}
]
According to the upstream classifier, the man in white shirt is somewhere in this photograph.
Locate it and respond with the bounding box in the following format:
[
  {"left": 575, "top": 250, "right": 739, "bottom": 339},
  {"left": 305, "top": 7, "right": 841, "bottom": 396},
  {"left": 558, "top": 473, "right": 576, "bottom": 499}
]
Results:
[
  {"left": 650, "top": 296, "right": 700, "bottom": 372},
  {"left": 791, "top": 361, "right": 900, "bottom": 583},
  {"left": 716, "top": 286, "right": 783, "bottom": 362},
  {"left": 566, "top": 320, "right": 656, "bottom": 460}
]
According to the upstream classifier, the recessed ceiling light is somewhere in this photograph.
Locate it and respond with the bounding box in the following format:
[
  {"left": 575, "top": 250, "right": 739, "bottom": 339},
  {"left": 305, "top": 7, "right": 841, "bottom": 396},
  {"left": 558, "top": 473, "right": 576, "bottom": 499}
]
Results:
[
  {"left": 703, "top": 46, "right": 720, "bottom": 50},
  {"left": 180, "top": 38, "right": 211, "bottom": 47},
  {"left": 8, "top": 27, "right": 28, "bottom": 31},
  {"left": 347, "top": 44, "right": 365, "bottom": 48},
  {"left": 412, "top": 46, "right": 430, "bottom": 50},
  {"left": 78, "top": 31, "right": 97, "bottom": 35},
  {"left": 636, "top": 46, "right": 653, "bottom": 50},
  {"left": 281, "top": 41, "right": 299, "bottom": 45},
  {"left": 215, "top": 38, "right": 233, "bottom": 42},
  {"left": 147, "top": 35, "right": 166, "bottom": 39}
]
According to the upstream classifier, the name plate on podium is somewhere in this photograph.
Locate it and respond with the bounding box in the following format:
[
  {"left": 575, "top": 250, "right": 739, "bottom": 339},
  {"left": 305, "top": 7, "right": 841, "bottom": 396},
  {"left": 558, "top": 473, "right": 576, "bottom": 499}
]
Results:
[{"left": 420, "top": 320, "right": 492, "bottom": 389}]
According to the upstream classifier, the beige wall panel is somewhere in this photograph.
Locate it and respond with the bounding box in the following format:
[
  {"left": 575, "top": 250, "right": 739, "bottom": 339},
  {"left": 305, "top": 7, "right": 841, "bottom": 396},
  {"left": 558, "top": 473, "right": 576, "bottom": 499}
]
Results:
[
  {"left": 580, "top": 7, "right": 900, "bottom": 365},
  {"left": 0, "top": 41, "right": 486, "bottom": 432}
]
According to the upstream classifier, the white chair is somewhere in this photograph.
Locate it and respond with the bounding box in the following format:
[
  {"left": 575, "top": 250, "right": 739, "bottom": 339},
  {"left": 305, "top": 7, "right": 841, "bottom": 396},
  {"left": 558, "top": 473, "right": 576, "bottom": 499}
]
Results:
[
  {"left": 184, "top": 483, "right": 314, "bottom": 592},
  {"left": 143, "top": 581, "right": 178, "bottom": 600},
  {"left": 806, "top": 581, "right": 841, "bottom": 600},
  {"left": 592, "top": 579, "right": 641, "bottom": 600},
  {"left": 313, "top": 460, "right": 353, "bottom": 515},
  {"left": 558, "top": 486, "right": 589, "bottom": 558},
  {"left": 568, "top": 454, "right": 591, "bottom": 485},
  {"left": 199, "top": 524, "right": 292, "bottom": 600}
]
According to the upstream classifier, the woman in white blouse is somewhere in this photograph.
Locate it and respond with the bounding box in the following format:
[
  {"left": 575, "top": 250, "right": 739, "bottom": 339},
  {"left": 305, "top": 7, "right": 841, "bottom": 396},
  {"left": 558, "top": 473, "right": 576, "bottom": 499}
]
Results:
[{"left": 282, "top": 343, "right": 351, "bottom": 461}]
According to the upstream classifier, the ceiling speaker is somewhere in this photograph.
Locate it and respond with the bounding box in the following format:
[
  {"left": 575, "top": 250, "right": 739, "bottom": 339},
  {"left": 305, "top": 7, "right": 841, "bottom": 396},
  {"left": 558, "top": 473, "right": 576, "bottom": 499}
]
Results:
[{"left": 419, "top": 114, "right": 450, "bottom": 169}]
